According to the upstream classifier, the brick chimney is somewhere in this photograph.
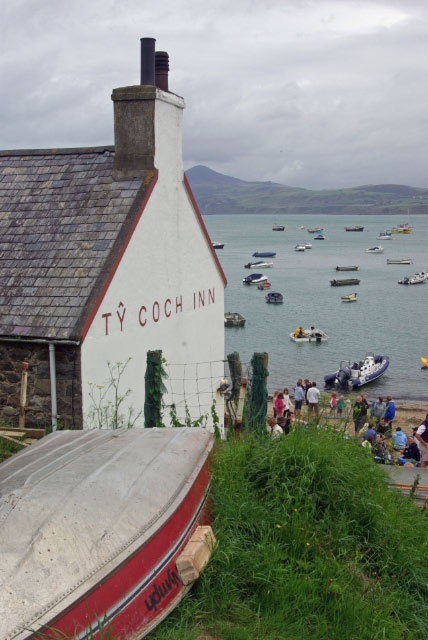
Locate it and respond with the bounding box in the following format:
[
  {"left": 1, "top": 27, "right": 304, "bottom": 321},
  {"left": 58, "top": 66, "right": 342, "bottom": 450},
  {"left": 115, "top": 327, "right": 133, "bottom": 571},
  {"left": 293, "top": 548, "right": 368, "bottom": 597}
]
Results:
[{"left": 112, "top": 38, "right": 184, "bottom": 181}]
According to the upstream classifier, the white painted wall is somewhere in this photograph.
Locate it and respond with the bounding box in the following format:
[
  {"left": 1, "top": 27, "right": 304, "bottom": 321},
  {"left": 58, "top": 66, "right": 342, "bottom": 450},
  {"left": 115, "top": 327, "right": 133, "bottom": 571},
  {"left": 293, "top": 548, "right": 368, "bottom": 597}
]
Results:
[{"left": 81, "top": 90, "right": 225, "bottom": 431}]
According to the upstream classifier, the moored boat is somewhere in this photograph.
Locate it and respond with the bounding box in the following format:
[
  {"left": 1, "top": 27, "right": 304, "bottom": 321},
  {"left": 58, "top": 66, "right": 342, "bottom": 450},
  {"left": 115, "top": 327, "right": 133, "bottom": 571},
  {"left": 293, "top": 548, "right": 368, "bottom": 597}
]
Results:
[
  {"left": 345, "top": 225, "right": 364, "bottom": 231},
  {"left": 341, "top": 292, "right": 358, "bottom": 302},
  {"left": 398, "top": 272, "right": 427, "bottom": 285},
  {"left": 314, "top": 234, "right": 325, "bottom": 240},
  {"left": 387, "top": 258, "right": 412, "bottom": 265},
  {"left": 0, "top": 428, "right": 214, "bottom": 640},
  {"left": 365, "top": 246, "right": 384, "bottom": 253},
  {"left": 391, "top": 227, "right": 412, "bottom": 234},
  {"left": 252, "top": 251, "right": 276, "bottom": 257},
  {"left": 257, "top": 281, "right": 271, "bottom": 290},
  {"left": 212, "top": 242, "right": 224, "bottom": 249},
  {"left": 324, "top": 353, "right": 389, "bottom": 389},
  {"left": 330, "top": 278, "right": 360, "bottom": 286},
  {"left": 294, "top": 244, "right": 306, "bottom": 251},
  {"left": 290, "top": 329, "right": 328, "bottom": 343},
  {"left": 225, "top": 312, "right": 246, "bottom": 327},
  {"left": 243, "top": 273, "right": 268, "bottom": 285},
  {"left": 265, "top": 292, "right": 283, "bottom": 303},
  {"left": 377, "top": 232, "right": 392, "bottom": 240},
  {"left": 244, "top": 261, "right": 273, "bottom": 268},
  {"left": 307, "top": 226, "right": 323, "bottom": 233},
  {"left": 272, "top": 225, "right": 285, "bottom": 231},
  {"left": 304, "top": 242, "right": 312, "bottom": 249},
  {"left": 336, "top": 265, "right": 360, "bottom": 271}
]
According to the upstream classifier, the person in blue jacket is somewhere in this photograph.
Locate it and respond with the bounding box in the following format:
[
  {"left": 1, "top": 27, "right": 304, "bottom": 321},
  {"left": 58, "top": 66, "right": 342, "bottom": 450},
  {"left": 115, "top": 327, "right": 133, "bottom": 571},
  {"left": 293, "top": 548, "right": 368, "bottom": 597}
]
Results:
[{"left": 383, "top": 395, "right": 395, "bottom": 429}]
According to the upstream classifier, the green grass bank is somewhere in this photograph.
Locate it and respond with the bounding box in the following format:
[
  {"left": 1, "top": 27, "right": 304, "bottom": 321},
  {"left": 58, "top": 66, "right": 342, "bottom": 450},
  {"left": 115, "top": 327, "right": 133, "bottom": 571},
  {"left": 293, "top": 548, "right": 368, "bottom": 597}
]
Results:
[{"left": 151, "top": 427, "right": 428, "bottom": 640}]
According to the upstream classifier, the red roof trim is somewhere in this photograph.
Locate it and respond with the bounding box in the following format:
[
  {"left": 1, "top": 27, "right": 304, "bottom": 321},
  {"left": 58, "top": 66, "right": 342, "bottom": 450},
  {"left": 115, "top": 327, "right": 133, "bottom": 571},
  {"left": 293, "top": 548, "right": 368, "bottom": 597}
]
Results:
[
  {"left": 80, "top": 172, "right": 158, "bottom": 342},
  {"left": 183, "top": 175, "right": 227, "bottom": 287}
]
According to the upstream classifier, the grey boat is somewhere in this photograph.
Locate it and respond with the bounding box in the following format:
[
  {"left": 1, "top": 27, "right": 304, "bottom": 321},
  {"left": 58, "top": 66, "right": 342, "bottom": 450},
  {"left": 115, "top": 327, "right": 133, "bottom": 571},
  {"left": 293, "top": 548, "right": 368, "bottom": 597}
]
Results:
[
  {"left": 224, "top": 312, "right": 246, "bottom": 327},
  {"left": 330, "top": 278, "right": 360, "bottom": 286},
  {"left": 335, "top": 266, "right": 360, "bottom": 271}
]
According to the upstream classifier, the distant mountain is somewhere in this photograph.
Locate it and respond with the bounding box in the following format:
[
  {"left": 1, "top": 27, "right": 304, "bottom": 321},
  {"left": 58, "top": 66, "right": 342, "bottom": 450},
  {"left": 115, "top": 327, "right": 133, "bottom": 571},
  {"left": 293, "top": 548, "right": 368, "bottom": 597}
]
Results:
[{"left": 185, "top": 165, "right": 428, "bottom": 215}]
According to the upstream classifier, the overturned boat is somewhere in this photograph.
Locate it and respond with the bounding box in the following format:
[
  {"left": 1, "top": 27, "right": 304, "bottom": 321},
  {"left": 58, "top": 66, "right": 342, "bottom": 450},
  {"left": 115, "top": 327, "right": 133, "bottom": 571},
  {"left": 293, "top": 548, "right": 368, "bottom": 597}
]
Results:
[
  {"left": 0, "top": 428, "right": 214, "bottom": 640},
  {"left": 324, "top": 353, "right": 389, "bottom": 389},
  {"left": 330, "top": 278, "right": 360, "bottom": 286}
]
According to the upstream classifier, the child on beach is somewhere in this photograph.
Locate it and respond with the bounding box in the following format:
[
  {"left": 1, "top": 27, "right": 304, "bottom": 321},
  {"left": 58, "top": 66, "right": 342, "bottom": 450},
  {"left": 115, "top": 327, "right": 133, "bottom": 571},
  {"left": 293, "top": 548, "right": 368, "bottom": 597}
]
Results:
[
  {"left": 274, "top": 393, "right": 286, "bottom": 418},
  {"left": 337, "top": 395, "right": 345, "bottom": 416},
  {"left": 282, "top": 388, "right": 293, "bottom": 416},
  {"left": 272, "top": 391, "right": 279, "bottom": 417},
  {"left": 330, "top": 391, "right": 337, "bottom": 415}
]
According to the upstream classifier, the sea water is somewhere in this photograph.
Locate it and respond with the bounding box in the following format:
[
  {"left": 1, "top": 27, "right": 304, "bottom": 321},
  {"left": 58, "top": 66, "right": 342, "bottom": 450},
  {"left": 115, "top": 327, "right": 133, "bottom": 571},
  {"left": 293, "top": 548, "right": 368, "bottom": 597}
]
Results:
[{"left": 204, "top": 214, "right": 428, "bottom": 401}]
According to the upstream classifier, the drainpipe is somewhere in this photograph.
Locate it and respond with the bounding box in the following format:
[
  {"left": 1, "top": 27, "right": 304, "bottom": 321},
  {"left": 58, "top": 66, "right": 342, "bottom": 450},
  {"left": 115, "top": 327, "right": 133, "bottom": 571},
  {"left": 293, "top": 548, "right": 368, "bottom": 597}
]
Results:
[{"left": 49, "top": 343, "right": 58, "bottom": 432}]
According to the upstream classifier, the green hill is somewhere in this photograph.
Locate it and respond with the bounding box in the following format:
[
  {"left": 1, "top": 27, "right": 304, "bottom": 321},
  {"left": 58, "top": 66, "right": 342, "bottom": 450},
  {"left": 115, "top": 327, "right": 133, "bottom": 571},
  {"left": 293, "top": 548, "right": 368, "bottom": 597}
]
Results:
[{"left": 186, "top": 165, "right": 428, "bottom": 215}]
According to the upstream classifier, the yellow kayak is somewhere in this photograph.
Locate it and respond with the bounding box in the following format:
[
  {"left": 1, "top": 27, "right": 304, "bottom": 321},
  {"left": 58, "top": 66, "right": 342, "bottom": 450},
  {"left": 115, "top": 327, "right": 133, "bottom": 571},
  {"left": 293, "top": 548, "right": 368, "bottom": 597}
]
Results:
[{"left": 421, "top": 357, "right": 428, "bottom": 368}]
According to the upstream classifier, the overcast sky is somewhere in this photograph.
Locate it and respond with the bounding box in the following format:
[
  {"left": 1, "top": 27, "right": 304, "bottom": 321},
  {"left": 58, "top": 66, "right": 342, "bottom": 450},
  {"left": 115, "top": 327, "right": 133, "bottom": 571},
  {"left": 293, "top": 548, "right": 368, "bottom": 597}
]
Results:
[{"left": 1, "top": 0, "right": 427, "bottom": 189}]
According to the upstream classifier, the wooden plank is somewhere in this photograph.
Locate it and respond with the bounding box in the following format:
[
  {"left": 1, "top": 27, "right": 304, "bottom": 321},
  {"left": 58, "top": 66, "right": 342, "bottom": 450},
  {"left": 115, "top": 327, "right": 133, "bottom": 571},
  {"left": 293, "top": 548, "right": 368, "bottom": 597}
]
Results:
[{"left": 0, "top": 426, "right": 45, "bottom": 439}]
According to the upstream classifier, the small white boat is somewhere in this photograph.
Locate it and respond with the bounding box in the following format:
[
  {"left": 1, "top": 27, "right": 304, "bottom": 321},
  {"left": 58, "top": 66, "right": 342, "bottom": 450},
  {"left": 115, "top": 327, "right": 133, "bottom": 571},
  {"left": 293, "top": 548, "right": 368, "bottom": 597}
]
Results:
[
  {"left": 365, "top": 246, "right": 384, "bottom": 253},
  {"left": 341, "top": 292, "right": 358, "bottom": 302},
  {"left": 244, "top": 261, "right": 273, "bottom": 268},
  {"left": 294, "top": 244, "right": 306, "bottom": 251},
  {"left": 304, "top": 242, "right": 312, "bottom": 249},
  {"left": 243, "top": 273, "right": 269, "bottom": 285},
  {"left": 377, "top": 233, "right": 392, "bottom": 240},
  {"left": 387, "top": 258, "right": 412, "bottom": 265},
  {"left": 299, "top": 225, "right": 305, "bottom": 230},
  {"left": 290, "top": 329, "right": 328, "bottom": 343},
  {"left": 212, "top": 242, "right": 224, "bottom": 249}
]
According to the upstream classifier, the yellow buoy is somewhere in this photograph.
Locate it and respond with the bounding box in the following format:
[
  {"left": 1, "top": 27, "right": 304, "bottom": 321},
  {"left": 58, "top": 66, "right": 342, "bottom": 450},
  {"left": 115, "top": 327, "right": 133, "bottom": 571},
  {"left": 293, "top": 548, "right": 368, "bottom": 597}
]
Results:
[{"left": 421, "top": 357, "right": 428, "bottom": 368}]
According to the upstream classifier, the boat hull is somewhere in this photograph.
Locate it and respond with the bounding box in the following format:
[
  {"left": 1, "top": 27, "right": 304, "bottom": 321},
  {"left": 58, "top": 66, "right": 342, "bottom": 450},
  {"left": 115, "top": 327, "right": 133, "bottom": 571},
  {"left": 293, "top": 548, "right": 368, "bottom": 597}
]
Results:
[
  {"left": 330, "top": 279, "right": 360, "bottom": 286},
  {"left": 336, "top": 266, "right": 359, "bottom": 271},
  {"left": 0, "top": 429, "right": 214, "bottom": 640}
]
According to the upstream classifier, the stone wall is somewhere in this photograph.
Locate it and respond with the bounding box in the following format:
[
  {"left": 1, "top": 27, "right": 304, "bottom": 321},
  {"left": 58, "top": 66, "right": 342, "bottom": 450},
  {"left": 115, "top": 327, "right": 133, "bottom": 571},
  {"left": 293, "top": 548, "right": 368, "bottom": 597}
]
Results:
[{"left": 0, "top": 341, "right": 82, "bottom": 429}]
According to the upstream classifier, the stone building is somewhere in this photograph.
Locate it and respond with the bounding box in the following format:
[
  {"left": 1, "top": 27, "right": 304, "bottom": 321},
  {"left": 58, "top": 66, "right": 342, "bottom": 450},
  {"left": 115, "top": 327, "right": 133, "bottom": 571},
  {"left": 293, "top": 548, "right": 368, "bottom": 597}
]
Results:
[{"left": 0, "top": 39, "right": 226, "bottom": 429}]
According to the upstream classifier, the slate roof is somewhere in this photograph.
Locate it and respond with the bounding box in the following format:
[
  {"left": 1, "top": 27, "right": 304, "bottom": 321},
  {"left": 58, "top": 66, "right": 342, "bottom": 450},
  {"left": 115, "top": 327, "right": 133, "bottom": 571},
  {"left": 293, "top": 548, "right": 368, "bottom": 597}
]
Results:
[{"left": 0, "top": 147, "right": 155, "bottom": 340}]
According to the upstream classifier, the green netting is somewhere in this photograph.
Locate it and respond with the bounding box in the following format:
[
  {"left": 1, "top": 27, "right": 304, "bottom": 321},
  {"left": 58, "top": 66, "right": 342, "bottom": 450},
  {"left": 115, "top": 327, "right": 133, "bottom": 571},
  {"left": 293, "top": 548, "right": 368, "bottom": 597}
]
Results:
[
  {"left": 144, "top": 350, "right": 167, "bottom": 428},
  {"left": 246, "top": 352, "right": 269, "bottom": 434}
]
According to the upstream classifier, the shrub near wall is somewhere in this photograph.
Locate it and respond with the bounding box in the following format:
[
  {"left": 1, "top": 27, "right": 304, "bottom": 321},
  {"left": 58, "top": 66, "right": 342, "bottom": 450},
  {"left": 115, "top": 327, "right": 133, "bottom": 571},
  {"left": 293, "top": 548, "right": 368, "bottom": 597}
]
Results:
[
  {"left": 152, "top": 428, "right": 428, "bottom": 640},
  {"left": 0, "top": 342, "right": 82, "bottom": 428}
]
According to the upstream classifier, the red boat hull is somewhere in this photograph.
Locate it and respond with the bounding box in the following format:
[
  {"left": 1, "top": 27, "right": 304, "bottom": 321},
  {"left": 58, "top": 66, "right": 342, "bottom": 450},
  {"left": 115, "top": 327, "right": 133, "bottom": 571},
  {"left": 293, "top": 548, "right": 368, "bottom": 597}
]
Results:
[{"left": 38, "top": 459, "right": 211, "bottom": 640}]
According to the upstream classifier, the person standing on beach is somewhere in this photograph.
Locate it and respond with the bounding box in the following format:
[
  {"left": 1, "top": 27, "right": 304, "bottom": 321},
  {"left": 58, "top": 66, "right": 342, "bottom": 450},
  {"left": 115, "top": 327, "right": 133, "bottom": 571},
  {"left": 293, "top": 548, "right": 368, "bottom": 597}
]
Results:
[
  {"left": 272, "top": 391, "right": 279, "bottom": 417},
  {"left": 353, "top": 396, "right": 366, "bottom": 434},
  {"left": 304, "top": 379, "right": 311, "bottom": 405},
  {"left": 282, "top": 388, "right": 293, "bottom": 416},
  {"left": 371, "top": 397, "right": 386, "bottom": 424},
  {"left": 307, "top": 382, "right": 320, "bottom": 416},
  {"left": 294, "top": 380, "right": 305, "bottom": 417},
  {"left": 330, "top": 391, "right": 337, "bottom": 415},
  {"left": 274, "top": 393, "right": 286, "bottom": 418},
  {"left": 415, "top": 413, "right": 428, "bottom": 468},
  {"left": 337, "top": 395, "right": 345, "bottom": 417},
  {"left": 383, "top": 396, "right": 395, "bottom": 430}
]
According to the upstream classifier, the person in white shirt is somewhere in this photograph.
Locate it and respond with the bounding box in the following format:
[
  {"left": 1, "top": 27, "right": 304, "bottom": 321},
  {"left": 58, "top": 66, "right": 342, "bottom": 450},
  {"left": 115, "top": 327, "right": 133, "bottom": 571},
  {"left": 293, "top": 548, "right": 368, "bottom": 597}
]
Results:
[{"left": 306, "top": 381, "right": 321, "bottom": 416}]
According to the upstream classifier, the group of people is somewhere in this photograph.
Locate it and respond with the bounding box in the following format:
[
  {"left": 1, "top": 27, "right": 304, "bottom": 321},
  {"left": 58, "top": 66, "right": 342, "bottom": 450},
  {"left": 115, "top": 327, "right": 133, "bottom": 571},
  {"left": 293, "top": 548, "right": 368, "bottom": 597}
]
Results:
[
  {"left": 359, "top": 413, "right": 428, "bottom": 468},
  {"left": 293, "top": 326, "right": 323, "bottom": 339},
  {"left": 273, "top": 379, "right": 323, "bottom": 420},
  {"left": 352, "top": 394, "right": 395, "bottom": 434}
]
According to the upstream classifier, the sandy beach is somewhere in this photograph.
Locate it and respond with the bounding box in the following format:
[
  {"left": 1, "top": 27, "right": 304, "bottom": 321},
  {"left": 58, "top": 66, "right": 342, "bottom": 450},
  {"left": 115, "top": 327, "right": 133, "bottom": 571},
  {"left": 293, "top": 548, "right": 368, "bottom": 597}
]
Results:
[{"left": 268, "top": 396, "right": 427, "bottom": 435}]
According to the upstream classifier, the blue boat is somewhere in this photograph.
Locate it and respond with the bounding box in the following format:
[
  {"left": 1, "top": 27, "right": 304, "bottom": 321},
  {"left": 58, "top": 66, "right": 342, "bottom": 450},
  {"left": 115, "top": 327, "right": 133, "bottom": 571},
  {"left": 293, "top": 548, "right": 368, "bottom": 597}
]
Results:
[
  {"left": 252, "top": 251, "right": 276, "bottom": 257},
  {"left": 265, "top": 292, "right": 283, "bottom": 304},
  {"left": 243, "top": 273, "right": 269, "bottom": 285},
  {"left": 324, "top": 354, "right": 389, "bottom": 389}
]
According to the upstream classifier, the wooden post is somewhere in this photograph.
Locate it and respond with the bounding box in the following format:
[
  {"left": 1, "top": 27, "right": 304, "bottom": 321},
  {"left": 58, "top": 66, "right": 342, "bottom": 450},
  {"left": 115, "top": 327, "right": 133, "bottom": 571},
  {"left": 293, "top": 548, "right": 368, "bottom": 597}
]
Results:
[
  {"left": 247, "top": 352, "right": 269, "bottom": 433},
  {"left": 19, "top": 362, "right": 29, "bottom": 429}
]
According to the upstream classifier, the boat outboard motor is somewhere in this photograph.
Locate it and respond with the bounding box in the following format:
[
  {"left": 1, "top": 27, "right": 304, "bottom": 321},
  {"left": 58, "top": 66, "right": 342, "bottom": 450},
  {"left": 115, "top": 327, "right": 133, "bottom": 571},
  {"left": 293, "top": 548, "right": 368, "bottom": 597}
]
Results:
[{"left": 336, "top": 365, "right": 351, "bottom": 387}]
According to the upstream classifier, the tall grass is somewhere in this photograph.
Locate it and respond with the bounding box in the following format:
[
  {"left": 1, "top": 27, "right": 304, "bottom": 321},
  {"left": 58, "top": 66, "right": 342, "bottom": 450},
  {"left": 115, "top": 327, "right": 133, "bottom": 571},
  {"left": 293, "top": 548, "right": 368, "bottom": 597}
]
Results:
[{"left": 151, "top": 427, "right": 428, "bottom": 640}]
